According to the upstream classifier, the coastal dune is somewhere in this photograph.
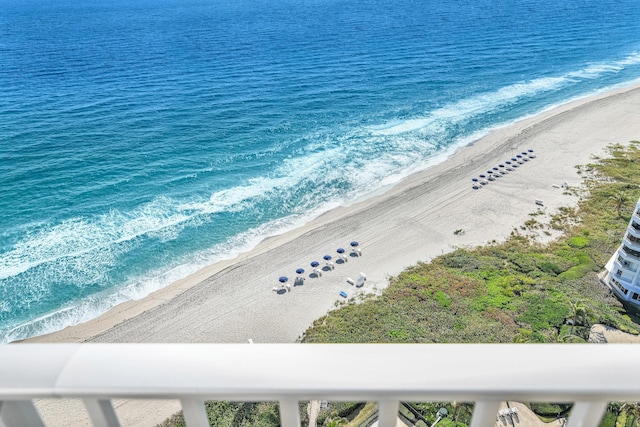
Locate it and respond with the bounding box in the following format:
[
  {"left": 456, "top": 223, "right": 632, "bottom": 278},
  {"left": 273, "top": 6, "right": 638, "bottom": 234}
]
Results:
[{"left": 30, "top": 83, "right": 640, "bottom": 425}]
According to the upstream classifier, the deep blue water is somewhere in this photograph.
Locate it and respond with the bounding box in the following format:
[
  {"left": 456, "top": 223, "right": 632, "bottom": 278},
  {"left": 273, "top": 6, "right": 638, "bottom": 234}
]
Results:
[{"left": 1, "top": 0, "right": 640, "bottom": 343}]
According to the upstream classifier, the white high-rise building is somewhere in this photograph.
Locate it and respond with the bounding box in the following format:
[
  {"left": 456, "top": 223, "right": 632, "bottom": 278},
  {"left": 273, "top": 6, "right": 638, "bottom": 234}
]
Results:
[{"left": 602, "top": 198, "right": 640, "bottom": 305}]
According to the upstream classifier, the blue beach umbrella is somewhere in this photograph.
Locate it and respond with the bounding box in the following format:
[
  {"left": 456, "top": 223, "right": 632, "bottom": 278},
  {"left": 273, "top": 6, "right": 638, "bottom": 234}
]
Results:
[
  {"left": 279, "top": 276, "right": 288, "bottom": 283},
  {"left": 310, "top": 261, "right": 320, "bottom": 267},
  {"left": 516, "top": 154, "right": 522, "bottom": 158},
  {"left": 296, "top": 268, "right": 305, "bottom": 274},
  {"left": 528, "top": 149, "right": 534, "bottom": 152},
  {"left": 323, "top": 255, "right": 332, "bottom": 261},
  {"left": 511, "top": 157, "right": 517, "bottom": 161},
  {"left": 499, "top": 164, "right": 505, "bottom": 168},
  {"left": 487, "top": 170, "right": 493, "bottom": 174},
  {"left": 505, "top": 161, "right": 511, "bottom": 164},
  {"left": 472, "top": 178, "right": 478, "bottom": 182},
  {"left": 492, "top": 167, "right": 499, "bottom": 171},
  {"left": 337, "top": 248, "right": 345, "bottom": 254},
  {"left": 521, "top": 152, "right": 528, "bottom": 155},
  {"left": 350, "top": 241, "right": 359, "bottom": 247},
  {"left": 479, "top": 174, "right": 486, "bottom": 178}
]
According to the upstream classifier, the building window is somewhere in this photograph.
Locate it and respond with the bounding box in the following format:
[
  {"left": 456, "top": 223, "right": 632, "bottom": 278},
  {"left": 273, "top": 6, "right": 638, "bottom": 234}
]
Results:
[{"left": 611, "top": 277, "right": 629, "bottom": 295}]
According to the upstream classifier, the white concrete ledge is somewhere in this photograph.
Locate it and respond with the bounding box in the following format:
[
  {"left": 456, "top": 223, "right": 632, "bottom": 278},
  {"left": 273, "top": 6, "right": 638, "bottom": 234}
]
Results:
[{"left": 1, "top": 343, "right": 639, "bottom": 402}]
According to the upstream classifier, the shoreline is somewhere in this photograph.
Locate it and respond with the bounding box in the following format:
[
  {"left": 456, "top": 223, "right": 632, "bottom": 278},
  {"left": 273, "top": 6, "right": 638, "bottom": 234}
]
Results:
[
  {"left": 26, "top": 83, "right": 640, "bottom": 426},
  {"left": 26, "top": 82, "right": 640, "bottom": 345}
]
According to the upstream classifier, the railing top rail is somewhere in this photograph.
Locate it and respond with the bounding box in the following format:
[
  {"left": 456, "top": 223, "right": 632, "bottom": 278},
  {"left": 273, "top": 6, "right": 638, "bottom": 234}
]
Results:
[{"left": 2, "top": 344, "right": 640, "bottom": 401}]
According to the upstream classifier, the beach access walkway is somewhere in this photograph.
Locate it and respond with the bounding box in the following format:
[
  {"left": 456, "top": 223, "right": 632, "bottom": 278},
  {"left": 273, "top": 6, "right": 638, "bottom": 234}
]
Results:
[{"left": 496, "top": 402, "right": 565, "bottom": 427}]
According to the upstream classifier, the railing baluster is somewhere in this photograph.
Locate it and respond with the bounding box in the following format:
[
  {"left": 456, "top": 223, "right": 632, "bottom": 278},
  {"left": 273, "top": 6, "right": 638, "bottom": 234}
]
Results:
[
  {"left": 180, "top": 399, "right": 209, "bottom": 427},
  {"left": 279, "top": 399, "right": 301, "bottom": 427},
  {"left": 469, "top": 401, "right": 501, "bottom": 427},
  {"left": 84, "top": 399, "right": 121, "bottom": 427},
  {"left": 0, "top": 400, "right": 46, "bottom": 427},
  {"left": 377, "top": 400, "right": 399, "bottom": 427},
  {"left": 566, "top": 401, "right": 608, "bottom": 427}
]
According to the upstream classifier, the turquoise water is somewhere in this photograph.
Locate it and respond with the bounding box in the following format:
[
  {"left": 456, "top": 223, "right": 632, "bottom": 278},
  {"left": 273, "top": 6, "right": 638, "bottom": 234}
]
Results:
[{"left": 2, "top": 0, "right": 640, "bottom": 343}]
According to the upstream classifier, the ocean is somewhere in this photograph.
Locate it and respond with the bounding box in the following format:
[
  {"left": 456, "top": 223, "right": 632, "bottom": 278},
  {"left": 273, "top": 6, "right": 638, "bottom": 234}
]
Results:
[{"left": 2, "top": 0, "right": 640, "bottom": 343}]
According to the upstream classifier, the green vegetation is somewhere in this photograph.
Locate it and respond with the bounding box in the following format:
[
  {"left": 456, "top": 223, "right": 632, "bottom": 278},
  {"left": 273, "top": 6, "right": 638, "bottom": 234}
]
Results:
[
  {"left": 317, "top": 402, "right": 363, "bottom": 426},
  {"left": 158, "top": 141, "right": 640, "bottom": 427},
  {"left": 156, "top": 402, "right": 286, "bottom": 427},
  {"left": 303, "top": 142, "right": 640, "bottom": 344}
]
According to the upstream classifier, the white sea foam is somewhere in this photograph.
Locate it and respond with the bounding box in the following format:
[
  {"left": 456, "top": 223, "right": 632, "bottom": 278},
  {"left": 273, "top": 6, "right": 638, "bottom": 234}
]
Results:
[
  {"left": 373, "top": 76, "right": 569, "bottom": 136},
  {"left": 371, "top": 52, "right": 640, "bottom": 137},
  {"left": 0, "top": 204, "right": 335, "bottom": 343}
]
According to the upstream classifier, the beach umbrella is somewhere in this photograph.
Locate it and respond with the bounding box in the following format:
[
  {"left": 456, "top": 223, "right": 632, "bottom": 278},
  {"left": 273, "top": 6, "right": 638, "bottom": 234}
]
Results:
[
  {"left": 323, "top": 255, "right": 332, "bottom": 261},
  {"left": 511, "top": 157, "right": 517, "bottom": 161},
  {"left": 279, "top": 276, "right": 288, "bottom": 283},
  {"left": 505, "top": 161, "right": 511, "bottom": 164},
  {"left": 337, "top": 248, "right": 345, "bottom": 254},
  {"left": 350, "top": 241, "right": 359, "bottom": 247},
  {"left": 295, "top": 268, "right": 305, "bottom": 274},
  {"left": 487, "top": 170, "right": 493, "bottom": 174},
  {"left": 310, "top": 261, "right": 320, "bottom": 267},
  {"left": 528, "top": 149, "right": 534, "bottom": 152},
  {"left": 516, "top": 154, "right": 522, "bottom": 158},
  {"left": 492, "top": 167, "right": 499, "bottom": 171},
  {"left": 521, "top": 152, "right": 528, "bottom": 155},
  {"left": 479, "top": 174, "right": 486, "bottom": 178},
  {"left": 499, "top": 164, "right": 505, "bottom": 168},
  {"left": 471, "top": 178, "right": 478, "bottom": 182}
]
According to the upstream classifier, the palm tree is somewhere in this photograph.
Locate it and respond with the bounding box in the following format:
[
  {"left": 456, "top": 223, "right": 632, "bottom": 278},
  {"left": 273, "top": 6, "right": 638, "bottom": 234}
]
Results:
[
  {"left": 568, "top": 301, "right": 592, "bottom": 338},
  {"left": 451, "top": 401, "right": 473, "bottom": 426},
  {"left": 619, "top": 402, "right": 640, "bottom": 426},
  {"left": 546, "top": 327, "right": 587, "bottom": 343},
  {"left": 609, "top": 190, "right": 629, "bottom": 219}
]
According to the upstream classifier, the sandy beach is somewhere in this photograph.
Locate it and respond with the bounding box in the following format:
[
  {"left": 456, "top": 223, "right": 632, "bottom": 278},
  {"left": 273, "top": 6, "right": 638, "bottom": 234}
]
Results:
[{"left": 29, "top": 83, "right": 640, "bottom": 425}]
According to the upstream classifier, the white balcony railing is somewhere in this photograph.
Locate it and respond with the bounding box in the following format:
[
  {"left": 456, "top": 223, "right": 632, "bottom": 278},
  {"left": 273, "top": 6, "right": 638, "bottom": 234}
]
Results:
[
  {"left": 616, "top": 254, "right": 638, "bottom": 273},
  {"left": 1, "top": 344, "right": 640, "bottom": 427},
  {"left": 624, "top": 235, "right": 640, "bottom": 254}
]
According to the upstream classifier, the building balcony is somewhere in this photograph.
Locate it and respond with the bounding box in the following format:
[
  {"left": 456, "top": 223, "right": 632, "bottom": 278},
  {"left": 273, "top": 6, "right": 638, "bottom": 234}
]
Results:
[
  {"left": 616, "top": 254, "right": 638, "bottom": 273},
  {"left": 611, "top": 266, "right": 635, "bottom": 288},
  {"left": 621, "top": 244, "right": 640, "bottom": 260},
  {"left": 623, "top": 233, "right": 640, "bottom": 252},
  {"left": 626, "top": 226, "right": 640, "bottom": 242},
  {"left": 1, "top": 344, "right": 639, "bottom": 427},
  {"left": 611, "top": 261, "right": 635, "bottom": 285}
]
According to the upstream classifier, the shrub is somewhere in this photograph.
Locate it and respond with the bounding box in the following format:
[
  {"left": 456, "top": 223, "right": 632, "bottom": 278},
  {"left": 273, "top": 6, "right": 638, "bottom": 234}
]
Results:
[
  {"left": 568, "top": 236, "right": 590, "bottom": 248},
  {"left": 434, "top": 291, "right": 452, "bottom": 308}
]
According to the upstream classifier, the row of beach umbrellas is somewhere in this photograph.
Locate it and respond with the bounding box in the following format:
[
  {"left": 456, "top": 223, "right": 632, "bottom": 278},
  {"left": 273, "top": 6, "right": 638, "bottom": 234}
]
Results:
[
  {"left": 471, "top": 149, "right": 536, "bottom": 190},
  {"left": 277, "top": 241, "right": 360, "bottom": 285}
]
